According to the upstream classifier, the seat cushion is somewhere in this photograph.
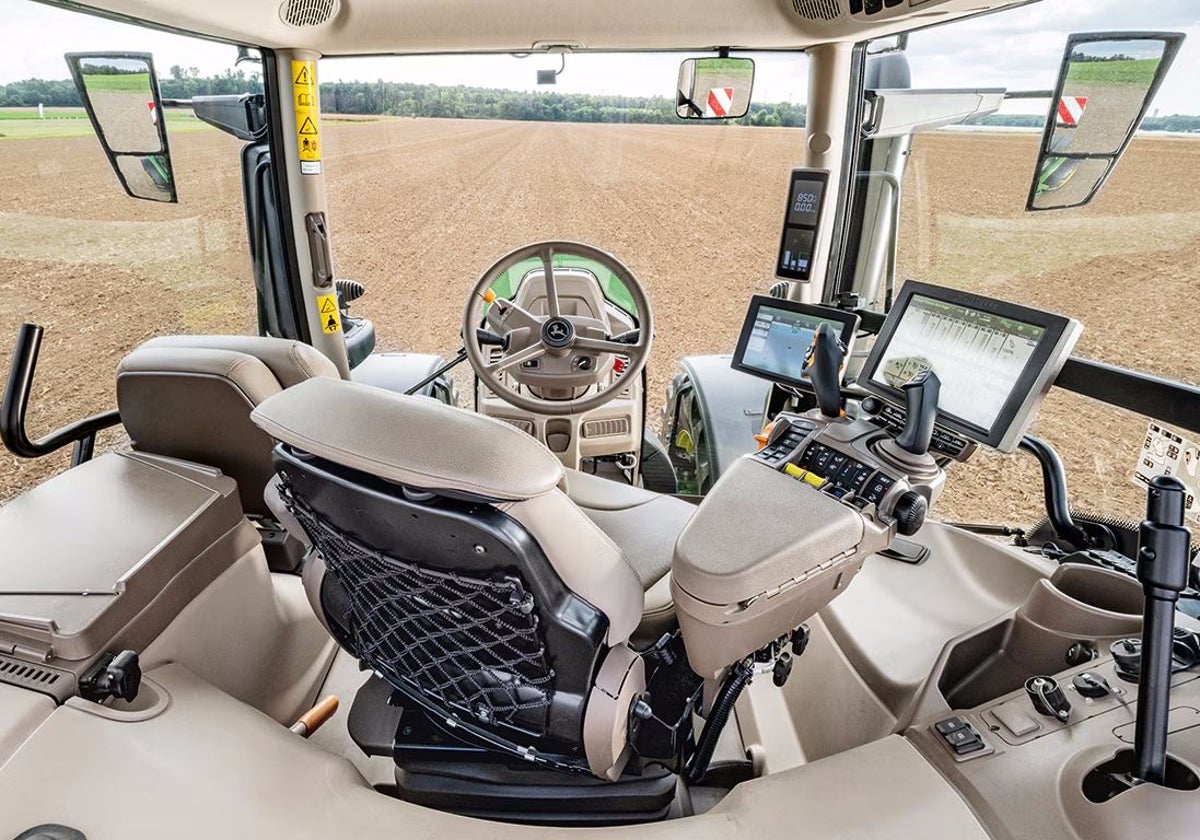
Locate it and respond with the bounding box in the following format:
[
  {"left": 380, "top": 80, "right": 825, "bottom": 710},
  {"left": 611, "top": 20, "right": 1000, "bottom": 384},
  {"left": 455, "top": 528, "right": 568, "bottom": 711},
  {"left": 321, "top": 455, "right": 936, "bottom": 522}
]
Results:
[{"left": 561, "top": 469, "right": 696, "bottom": 640}]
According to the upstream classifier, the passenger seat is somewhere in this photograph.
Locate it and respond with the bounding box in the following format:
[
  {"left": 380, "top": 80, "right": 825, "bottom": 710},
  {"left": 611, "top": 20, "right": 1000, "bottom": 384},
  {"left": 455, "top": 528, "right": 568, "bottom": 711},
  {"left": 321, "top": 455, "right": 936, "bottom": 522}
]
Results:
[{"left": 117, "top": 335, "right": 340, "bottom": 570}]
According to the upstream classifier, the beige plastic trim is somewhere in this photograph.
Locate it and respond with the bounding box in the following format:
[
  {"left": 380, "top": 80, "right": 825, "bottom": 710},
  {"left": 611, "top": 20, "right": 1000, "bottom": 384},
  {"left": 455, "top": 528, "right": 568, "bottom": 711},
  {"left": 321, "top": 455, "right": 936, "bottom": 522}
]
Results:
[
  {"left": 794, "top": 41, "right": 855, "bottom": 305},
  {"left": 274, "top": 49, "right": 350, "bottom": 377}
]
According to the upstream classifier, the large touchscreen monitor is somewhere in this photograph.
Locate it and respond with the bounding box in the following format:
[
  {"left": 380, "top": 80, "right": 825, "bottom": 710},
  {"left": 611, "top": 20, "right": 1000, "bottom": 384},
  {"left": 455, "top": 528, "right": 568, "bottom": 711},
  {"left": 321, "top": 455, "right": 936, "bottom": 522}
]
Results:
[
  {"left": 731, "top": 296, "right": 860, "bottom": 389},
  {"left": 858, "top": 281, "right": 1081, "bottom": 452}
]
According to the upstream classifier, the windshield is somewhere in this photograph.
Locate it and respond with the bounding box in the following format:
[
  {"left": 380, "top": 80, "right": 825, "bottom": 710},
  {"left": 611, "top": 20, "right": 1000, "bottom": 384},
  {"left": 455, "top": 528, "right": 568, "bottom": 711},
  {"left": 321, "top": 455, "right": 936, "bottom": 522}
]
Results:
[{"left": 319, "top": 51, "right": 809, "bottom": 408}]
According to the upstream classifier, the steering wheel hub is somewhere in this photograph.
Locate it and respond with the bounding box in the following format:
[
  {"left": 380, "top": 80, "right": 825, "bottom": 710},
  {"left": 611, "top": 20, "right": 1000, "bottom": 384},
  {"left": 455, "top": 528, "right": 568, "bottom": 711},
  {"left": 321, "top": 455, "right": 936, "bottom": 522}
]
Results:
[{"left": 541, "top": 317, "right": 575, "bottom": 349}]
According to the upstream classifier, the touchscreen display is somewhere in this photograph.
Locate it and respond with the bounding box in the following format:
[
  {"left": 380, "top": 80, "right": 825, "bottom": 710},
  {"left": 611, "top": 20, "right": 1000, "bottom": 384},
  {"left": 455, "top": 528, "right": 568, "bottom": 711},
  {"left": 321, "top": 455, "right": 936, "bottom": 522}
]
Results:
[
  {"left": 776, "top": 170, "right": 828, "bottom": 281},
  {"left": 739, "top": 303, "right": 846, "bottom": 383},
  {"left": 868, "top": 294, "right": 1046, "bottom": 431}
]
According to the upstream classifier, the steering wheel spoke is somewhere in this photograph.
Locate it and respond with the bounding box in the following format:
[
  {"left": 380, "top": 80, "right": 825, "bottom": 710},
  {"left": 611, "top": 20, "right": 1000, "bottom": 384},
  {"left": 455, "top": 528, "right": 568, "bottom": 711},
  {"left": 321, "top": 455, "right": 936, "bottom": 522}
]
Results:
[
  {"left": 486, "top": 342, "right": 547, "bottom": 375},
  {"left": 574, "top": 336, "right": 630, "bottom": 355},
  {"left": 540, "top": 246, "right": 561, "bottom": 318}
]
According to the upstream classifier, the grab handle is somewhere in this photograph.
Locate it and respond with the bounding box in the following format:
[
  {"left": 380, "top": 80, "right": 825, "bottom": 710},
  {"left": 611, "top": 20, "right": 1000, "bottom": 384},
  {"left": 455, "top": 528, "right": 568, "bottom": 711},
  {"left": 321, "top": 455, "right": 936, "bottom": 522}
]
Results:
[{"left": 1, "top": 323, "right": 121, "bottom": 466}]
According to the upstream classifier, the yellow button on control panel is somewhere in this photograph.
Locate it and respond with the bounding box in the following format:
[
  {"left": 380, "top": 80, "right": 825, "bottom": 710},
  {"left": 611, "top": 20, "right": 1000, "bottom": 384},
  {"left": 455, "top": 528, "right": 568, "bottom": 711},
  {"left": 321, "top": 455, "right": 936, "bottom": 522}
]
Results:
[
  {"left": 802, "top": 471, "right": 827, "bottom": 488},
  {"left": 784, "top": 464, "right": 806, "bottom": 480}
]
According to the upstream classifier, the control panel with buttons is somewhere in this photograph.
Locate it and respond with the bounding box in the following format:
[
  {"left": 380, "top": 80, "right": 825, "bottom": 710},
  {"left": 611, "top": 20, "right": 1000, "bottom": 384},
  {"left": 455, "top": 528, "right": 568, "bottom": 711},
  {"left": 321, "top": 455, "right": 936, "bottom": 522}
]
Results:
[
  {"left": 933, "top": 716, "right": 992, "bottom": 760},
  {"left": 860, "top": 397, "right": 977, "bottom": 462},
  {"left": 751, "top": 413, "right": 935, "bottom": 537}
]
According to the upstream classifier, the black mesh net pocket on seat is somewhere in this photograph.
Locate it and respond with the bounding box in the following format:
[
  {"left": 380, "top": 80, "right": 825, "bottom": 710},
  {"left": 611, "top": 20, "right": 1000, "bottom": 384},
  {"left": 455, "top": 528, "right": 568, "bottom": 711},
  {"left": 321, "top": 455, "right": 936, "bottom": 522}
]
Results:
[{"left": 283, "top": 484, "right": 554, "bottom": 735}]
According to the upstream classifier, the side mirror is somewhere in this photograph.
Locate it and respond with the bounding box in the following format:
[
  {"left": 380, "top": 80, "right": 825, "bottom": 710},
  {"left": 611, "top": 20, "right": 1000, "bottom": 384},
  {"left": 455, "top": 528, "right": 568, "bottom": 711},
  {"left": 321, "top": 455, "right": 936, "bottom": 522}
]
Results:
[
  {"left": 65, "top": 52, "right": 176, "bottom": 203},
  {"left": 1026, "top": 32, "right": 1184, "bottom": 211},
  {"left": 675, "top": 57, "right": 754, "bottom": 120}
]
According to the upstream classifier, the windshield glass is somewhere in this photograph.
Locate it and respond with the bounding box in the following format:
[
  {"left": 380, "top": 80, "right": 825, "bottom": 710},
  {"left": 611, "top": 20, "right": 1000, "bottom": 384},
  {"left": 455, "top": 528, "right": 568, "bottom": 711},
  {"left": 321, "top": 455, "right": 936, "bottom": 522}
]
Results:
[
  {"left": 852, "top": 6, "right": 1200, "bottom": 533},
  {"left": 319, "top": 51, "right": 809, "bottom": 407}
]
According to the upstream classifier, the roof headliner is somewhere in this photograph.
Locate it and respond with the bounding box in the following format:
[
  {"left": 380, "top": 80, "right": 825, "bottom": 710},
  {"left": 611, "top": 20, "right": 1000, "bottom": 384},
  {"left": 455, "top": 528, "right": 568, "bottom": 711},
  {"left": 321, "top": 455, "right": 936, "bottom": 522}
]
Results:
[{"left": 59, "top": 0, "right": 1024, "bottom": 55}]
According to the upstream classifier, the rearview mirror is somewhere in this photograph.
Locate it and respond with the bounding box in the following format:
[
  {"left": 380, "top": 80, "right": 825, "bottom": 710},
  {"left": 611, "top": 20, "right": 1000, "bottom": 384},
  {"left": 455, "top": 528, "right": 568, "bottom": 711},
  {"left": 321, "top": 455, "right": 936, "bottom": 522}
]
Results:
[
  {"left": 65, "top": 52, "right": 176, "bottom": 203},
  {"left": 675, "top": 57, "right": 754, "bottom": 120},
  {"left": 1026, "top": 32, "right": 1183, "bottom": 211}
]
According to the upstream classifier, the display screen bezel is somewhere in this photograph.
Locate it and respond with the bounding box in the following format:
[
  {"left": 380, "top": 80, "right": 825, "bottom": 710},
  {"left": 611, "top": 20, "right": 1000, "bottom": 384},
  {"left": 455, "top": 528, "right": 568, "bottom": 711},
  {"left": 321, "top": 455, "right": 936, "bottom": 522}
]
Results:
[
  {"left": 775, "top": 168, "right": 829, "bottom": 281},
  {"left": 858, "top": 281, "right": 1078, "bottom": 450},
  {"left": 731, "top": 295, "right": 860, "bottom": 389}
]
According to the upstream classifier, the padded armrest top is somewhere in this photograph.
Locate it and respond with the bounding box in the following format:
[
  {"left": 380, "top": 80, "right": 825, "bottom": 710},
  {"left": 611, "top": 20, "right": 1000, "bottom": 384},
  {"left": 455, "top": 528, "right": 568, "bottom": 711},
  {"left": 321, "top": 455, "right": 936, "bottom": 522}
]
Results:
[{"left": 250, "top": 378, "right": 565, "bottom": 501}]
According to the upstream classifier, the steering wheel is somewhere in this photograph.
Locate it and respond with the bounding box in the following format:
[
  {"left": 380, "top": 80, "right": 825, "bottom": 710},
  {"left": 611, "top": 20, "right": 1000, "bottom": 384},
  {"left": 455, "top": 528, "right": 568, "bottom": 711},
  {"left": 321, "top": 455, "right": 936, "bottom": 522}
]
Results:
[{"left": 463, "top": 241, "right": 653, "bottom": 417}]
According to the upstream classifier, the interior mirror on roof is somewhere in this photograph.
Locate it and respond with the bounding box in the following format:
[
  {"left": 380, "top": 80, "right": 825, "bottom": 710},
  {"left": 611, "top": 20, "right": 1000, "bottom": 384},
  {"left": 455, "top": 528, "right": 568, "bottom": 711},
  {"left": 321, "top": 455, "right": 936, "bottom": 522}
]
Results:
[
  {"left": 675, "top": 57, "right": 754, "bottom": 120},
  {"left": 65, "top": 52, "right": 176, "bottom": 203},
  {"left": 1027, "top": 32, "right": 1183, "bottom": 211}
]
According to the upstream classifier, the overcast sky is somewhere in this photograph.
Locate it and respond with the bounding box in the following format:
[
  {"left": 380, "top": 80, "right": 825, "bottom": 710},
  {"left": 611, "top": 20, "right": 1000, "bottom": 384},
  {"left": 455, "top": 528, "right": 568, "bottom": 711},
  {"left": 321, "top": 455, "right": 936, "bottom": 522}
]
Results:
[{"left": 0, "top": 0, "right": 1197, "bottom": 114}]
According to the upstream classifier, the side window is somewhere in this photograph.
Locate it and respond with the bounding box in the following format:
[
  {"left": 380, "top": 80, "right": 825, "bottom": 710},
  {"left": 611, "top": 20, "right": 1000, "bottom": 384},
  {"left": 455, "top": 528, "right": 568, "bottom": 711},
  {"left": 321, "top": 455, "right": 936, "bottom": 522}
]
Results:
[
  {"left": 869, "top": 8, "right": 1200, "bottom": 532},
  {"left": 0, "top": 2, "right": 261, "bottom": 501}
]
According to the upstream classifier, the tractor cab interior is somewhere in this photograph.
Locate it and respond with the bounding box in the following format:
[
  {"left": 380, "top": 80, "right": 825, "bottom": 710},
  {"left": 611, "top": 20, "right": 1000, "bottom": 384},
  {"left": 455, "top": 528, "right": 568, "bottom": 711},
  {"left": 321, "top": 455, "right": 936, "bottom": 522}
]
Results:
[{"left": 2, "top": 1, "right": 1200, "bottom": 838}]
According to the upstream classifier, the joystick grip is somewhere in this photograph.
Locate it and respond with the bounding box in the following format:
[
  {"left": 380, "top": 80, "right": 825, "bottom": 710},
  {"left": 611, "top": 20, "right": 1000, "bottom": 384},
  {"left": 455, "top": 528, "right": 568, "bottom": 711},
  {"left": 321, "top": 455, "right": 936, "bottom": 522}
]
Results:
[
  {"left": 803, "top": 323, "right": 845, "bottom": 420},
  {"left": 896, "top": 370, "right": 940, "bottom": 456}
]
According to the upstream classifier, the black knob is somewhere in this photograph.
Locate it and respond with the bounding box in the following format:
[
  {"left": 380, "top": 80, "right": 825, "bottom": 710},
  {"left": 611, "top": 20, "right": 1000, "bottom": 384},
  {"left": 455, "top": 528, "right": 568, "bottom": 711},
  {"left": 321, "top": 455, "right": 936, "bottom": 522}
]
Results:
[
  {"left": 1111, "top": 638, "right": 1143, "bottom": 683},
  {"left": 1072, "top": 672, "right": 1112, "bottom": 699},
  {"left": 891, "top": 490, "right": 927, "bottom": 536},
  {"left": 896, "top": 370, "right": 941, "bottom": 456},
  {"left": 99, "top": 650, "right": 141, "bottom": 701},
  {"left": 1025, "top": 675, "right": 1071, "bottom": 722},
  {"left": 802, "top": 323, "right": 846, "bottom": 420}
]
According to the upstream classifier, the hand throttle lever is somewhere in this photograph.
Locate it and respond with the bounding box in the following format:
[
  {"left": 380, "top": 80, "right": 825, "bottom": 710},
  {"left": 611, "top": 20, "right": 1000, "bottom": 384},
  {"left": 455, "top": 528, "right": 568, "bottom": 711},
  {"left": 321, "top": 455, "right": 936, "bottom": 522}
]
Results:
[
  {"left": 802, "top": 323, "right": 846, "bottom": 420},
  {"left": 896, "top": 370, "right": 941, "bottom": 456}
]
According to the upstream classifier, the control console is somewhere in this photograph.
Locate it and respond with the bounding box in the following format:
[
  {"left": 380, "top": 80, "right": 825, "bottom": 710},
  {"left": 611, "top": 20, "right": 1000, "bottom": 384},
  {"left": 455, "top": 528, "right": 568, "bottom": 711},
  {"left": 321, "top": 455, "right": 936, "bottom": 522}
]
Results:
[{"left": 753, "top": 412, "right": 940, "bottom": 537}]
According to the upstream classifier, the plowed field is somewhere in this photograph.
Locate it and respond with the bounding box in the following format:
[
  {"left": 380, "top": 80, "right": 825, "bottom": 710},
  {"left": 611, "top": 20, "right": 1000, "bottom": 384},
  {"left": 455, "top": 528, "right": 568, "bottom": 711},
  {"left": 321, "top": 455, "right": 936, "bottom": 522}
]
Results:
[{"left": 2, "top": 117, "right": 1198, "bottom": 530}]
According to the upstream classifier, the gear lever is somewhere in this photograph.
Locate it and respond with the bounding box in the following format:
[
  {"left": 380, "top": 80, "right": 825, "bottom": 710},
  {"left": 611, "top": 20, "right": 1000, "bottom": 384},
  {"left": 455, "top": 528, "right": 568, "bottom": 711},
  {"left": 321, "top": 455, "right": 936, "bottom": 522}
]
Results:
[
  {"left": 896, "top": 370, "right": 941, "bottom": 456},
  {"left": 1132, "top": 475, "right": 1191, "bottom": 785},
  {"left": 802, "top": 323, "right": 846, "bottom": 420}
]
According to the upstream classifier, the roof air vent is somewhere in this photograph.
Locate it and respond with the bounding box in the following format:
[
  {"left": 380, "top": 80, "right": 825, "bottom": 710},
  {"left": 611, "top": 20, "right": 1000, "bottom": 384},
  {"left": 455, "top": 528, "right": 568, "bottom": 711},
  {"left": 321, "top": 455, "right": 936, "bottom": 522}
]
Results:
[
  {"left": 279, "top": 0, "right": 341, "bottom": 28},
  {"left": 791, "top": 0, "right": 842, "bottom": 21}
]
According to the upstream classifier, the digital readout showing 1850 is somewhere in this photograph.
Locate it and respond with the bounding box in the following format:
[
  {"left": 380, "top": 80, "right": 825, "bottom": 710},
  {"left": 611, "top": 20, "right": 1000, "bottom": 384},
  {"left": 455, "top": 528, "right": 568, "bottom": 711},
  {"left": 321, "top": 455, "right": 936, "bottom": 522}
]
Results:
[{"left": 776, "top": 170, "right": 828, "bottom": 282}]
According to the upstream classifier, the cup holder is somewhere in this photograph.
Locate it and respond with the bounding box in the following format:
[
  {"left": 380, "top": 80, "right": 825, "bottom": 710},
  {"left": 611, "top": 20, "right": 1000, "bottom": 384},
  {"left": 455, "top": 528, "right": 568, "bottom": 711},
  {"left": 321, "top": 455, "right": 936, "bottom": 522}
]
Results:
[
  {"left": 1019, "top": 565, "right": 1143, "bottom": 639},
  {"left": 1082, "top": 749, "right": 1199, "bottom": 802}
]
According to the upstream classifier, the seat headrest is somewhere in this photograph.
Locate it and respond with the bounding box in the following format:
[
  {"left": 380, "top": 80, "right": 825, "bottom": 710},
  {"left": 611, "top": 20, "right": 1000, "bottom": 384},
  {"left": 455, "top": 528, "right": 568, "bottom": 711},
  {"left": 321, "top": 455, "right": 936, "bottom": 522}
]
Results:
[
  {"left": 251, "top": 378, "right": 565, "bottom": 501},
  {"left": 139, "top": 335, "right": 339, "bottom": 388}
]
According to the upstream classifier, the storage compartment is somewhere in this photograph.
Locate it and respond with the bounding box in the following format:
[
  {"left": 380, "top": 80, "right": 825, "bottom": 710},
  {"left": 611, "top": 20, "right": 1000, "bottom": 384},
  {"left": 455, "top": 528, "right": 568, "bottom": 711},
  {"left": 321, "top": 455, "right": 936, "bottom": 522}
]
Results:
[
  {"left": 0, "top": 452, "right": 255, "bottom": 671},
  {"left": 671, "top": 458, "right": 884, "bottom": 681},
  {"left": 937, "top": 563, "right": 1143, "bottom": 709}
]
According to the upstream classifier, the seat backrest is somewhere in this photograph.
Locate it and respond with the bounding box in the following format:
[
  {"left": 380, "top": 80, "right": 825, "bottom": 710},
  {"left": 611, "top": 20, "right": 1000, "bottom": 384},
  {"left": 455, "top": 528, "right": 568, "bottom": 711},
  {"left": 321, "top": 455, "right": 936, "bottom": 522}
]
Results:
[
  {"left": 250, "top": 377, "right": 647, "bottom": 779},
  {"left": 117, "top": 335, "right": 339, "bottom": 516}
]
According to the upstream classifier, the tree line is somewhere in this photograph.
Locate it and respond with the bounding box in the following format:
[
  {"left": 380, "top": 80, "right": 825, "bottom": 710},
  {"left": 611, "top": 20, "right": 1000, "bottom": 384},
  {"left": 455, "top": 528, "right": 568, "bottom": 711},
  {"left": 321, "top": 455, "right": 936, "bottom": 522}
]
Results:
[
  {"left": 0, "top": 71, "right": 801, "bottom": 126},
  {"left": 1, "top": 71, "right": 1197, "bottom": 133}
]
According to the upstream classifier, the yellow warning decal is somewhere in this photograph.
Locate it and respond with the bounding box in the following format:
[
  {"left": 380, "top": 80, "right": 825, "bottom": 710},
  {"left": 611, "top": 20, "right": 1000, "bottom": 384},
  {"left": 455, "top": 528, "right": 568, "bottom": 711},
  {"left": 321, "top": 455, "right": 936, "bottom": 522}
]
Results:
[
  {"left": 292, "top": 60, "right": 321, "bottom": 173},
  {"left": 318, "top": 293, "right": 341, "bottom": 334}
]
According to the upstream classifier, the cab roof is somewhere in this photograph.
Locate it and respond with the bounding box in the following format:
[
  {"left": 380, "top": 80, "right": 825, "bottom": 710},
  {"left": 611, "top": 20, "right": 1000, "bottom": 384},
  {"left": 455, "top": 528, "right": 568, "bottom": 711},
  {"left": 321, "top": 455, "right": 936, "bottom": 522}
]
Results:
[{"left": 65, "top": 0, "right": 1026, "bottom": 55}]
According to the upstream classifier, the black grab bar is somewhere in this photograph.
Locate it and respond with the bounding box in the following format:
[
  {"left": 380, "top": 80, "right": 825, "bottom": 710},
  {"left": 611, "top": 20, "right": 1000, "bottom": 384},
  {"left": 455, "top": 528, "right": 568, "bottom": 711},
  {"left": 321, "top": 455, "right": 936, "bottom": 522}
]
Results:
[{"left": 1, "top": 323, "right": 122, "bottom": 466}]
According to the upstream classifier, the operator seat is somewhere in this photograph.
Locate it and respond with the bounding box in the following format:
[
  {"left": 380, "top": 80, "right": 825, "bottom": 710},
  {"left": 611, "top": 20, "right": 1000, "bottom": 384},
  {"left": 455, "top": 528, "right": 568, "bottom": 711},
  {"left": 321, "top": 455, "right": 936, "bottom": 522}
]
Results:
[
  {"left": 116, "top": 335, "right": 341, "bottom": 568},
  {"left": 249, "top": 376, "right": 652, "bottom": 778},
  {"left": 559, "top": 470, "right": 692, "bottom": 642}
]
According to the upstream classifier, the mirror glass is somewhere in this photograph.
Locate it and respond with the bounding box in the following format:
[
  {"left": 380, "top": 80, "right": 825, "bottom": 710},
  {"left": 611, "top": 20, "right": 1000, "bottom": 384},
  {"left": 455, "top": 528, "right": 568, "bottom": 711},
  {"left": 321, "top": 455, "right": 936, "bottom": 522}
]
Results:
[
  {"left": 1050, "top": 39, "right": 1165, "bottom": 156},
  {"left": 1028, "top": 35, "right": 1179, "bottom": 211},
  {"left": 675, "top": 57, "right": 754, "bottom": 120},
  {"left": 75, "top": 56, "right": 164, "bottom": 153},
  {"left": 114, "top": 154, "right": 175, "bottom": 201},
  {"left": 66, "top": 52, "right": 176, "bottom": 203}
]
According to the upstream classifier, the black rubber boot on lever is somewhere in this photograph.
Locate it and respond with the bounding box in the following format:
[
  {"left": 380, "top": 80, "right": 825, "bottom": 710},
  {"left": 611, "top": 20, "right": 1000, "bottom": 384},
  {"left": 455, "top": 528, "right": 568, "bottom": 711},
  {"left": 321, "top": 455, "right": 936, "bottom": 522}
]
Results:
[{"left": 803, "top": 322, "right": 846, "bottom": 420}]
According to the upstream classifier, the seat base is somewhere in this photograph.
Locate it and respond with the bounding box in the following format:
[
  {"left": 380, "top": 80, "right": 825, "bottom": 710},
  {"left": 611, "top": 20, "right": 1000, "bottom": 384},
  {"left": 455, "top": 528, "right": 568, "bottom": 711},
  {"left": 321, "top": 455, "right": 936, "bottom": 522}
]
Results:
[{"left": 348, "top": 675, "right": 676, "bottom": 825}]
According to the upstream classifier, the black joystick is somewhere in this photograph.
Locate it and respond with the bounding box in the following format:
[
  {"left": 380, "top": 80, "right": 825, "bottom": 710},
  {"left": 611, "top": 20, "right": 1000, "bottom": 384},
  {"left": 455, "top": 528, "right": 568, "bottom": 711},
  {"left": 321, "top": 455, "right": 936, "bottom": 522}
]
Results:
[
  {"left": 896, "top": 370, "right": 940, "bottom": 456},
  {"left": 1132, "top": 475, "right": 1191, "bottom": 785},
  {"left": 802, "top": 323, "right": 846, "bottom": 420}
]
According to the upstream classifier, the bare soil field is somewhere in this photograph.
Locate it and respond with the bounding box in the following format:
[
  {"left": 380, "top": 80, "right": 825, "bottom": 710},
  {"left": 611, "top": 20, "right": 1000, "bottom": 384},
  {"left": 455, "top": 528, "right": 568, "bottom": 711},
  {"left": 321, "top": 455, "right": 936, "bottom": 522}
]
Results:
[{"left": 2, "top": 118, "right": 1198, "bottom": 534}]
